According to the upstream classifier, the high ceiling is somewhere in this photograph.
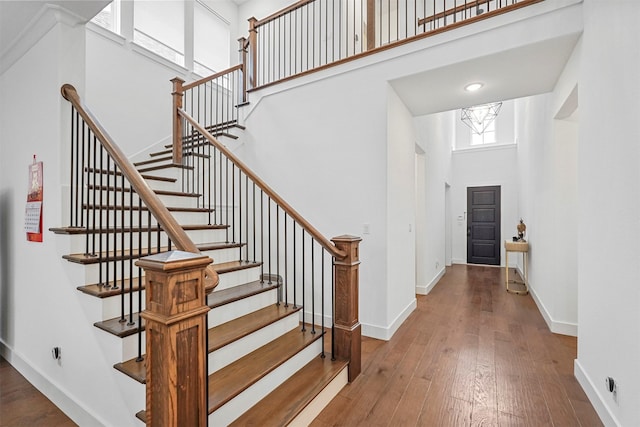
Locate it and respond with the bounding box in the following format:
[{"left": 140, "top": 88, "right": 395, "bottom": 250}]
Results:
[
  {"left": 390, "top": 33, "right": 580, "bottom": 116},
  {"left": 0, "top": 1, "right": 108, "bottom": 59}
]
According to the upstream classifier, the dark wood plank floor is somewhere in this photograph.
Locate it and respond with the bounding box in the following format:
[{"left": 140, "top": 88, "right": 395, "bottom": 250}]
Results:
[
  {"left": 0, "top": 356, "right": 76, "bottom": 426},
  {"left": 312, "top": 264, "right": 603, "bottom": 427}
]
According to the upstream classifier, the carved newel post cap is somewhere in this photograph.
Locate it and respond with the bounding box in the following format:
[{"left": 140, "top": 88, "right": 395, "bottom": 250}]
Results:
[{"left": 135, "top": 250, "right": 212, "bottom": 272}]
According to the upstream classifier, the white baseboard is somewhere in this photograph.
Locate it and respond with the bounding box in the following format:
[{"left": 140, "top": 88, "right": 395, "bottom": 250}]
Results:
[
  {"left": 416, "top": 267, "right": 445, "bottom": 295},
  {"left": 526, "top": 277, "right": 578, "bottom": 337},
  {"left": 361, "top": 298, "right": 417, "bottom": 341},
  {"left": 0, "top": 341, "right": 106, "bottom": 427},
  {"left": 574, "top": 359, "right": 619, "bottom": 426},
  {"left": 451, "top": 258, "right": 466, "bottom": 265}
]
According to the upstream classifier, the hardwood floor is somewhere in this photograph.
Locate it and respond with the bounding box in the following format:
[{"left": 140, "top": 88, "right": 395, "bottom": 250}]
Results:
[
  {"left": 0, "top": 356, "right": 76, "bottom": 426},
  {"left": 0, "top": 265, "right": 602, "bottom": 426},
  {"left": 312, "top": 264, "right": 603, "bottom": 427}
]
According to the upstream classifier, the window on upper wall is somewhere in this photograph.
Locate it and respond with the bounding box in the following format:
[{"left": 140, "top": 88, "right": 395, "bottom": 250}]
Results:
[
  {"left": 194, "top": 1, "right": 230, "bottom": 75},
  {"left": 133, "top": 0, "right": 185, "bottom": 67},
  {"left": 91, "top": 0, "right": 121, "bottom": 33},
  {"left": 461, "top": 102, "right": 502, "bottom": 146},
  {"left": 471, "top": 118, "right": 496, "bottom": 145}
]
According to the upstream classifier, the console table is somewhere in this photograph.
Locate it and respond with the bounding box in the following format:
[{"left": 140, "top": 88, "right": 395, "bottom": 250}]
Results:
[{"left": 504, "top": 240, "right": 529, "bottom": 295}]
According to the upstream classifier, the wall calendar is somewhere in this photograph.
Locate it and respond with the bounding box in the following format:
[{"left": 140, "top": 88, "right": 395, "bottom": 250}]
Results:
[{"left": 25, "top": 156, "right": 43, "bottom": 242}]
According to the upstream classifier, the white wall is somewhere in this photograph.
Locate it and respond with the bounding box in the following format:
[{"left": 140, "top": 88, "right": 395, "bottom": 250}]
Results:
[
  {"left": 450, "top": 145, "right": 519, "bottom": 266},
  {"left": 575, "top": 1, "right": 640, "bottom": 426},
  {"left": 386, "top": 86, "right": 417, "bottom": 335},
  {"left": 414, "top": 111, "right": 453, "bottom": 294},
  {"left": 0, "top": 18, "right": 141, "bottom": 427},
  {"left": 515, "top": 92, "right": 578, "bottom": 337},
  {"left": 85, "top": 27, "right": 195, "bottom": 158}
]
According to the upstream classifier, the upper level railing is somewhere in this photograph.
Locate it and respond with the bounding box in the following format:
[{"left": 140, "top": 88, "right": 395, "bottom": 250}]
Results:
[{"left": 238, "top": 0, "right": 543, "bottom": 90}]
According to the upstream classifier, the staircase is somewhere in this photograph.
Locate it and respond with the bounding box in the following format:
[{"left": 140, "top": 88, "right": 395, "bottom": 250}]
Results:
[{"left": 55, "top": 85, "right": 359, "bottom": 425}]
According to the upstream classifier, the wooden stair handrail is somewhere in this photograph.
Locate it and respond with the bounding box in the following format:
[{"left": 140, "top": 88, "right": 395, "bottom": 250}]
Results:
[
  {"left": 178, "top": 108, "right": 348, "bottom": 260},
  {"left": 183, "top": 64, "right": 244, "bottom": 91},
  {"left": 60, "top": 84, "right": 220, "bottom": 291},
  {"left": 254, "top": 0, "right": 315, "bottom": 27},
  {"left": 418, "top": 0, "right": 491, "bottom": 26}
]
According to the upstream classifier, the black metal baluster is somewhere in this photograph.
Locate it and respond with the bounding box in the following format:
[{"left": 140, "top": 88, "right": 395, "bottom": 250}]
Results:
[
  {"left": 331, "top": 256, "right": 336, "bottom": 360},
  {"left": 119, "top": 172, "right": 125, "bottom": 322},
  {"left": 293, "top": 224, "right": 297, "bottom": 308},
  {"left": 268, "top": 197, "right": 272, "bottom": 283},
  {"left": 232, "top": 163, "right": 236, "bottom": 243},
  {"left": 128, "top": 185, "right": 135, "bottom": 326},
  {"left": 260, "top": 190, "right": 264, "bottom": 282},
  {"left": 321, "top": 249, "right": 325, "bottom": 358},
  {"left": 98, "top": 144, "right": 104, "bottom": 286},
  {"left": 91, "top": 135, "right": 97, "bottom": 256},
  {"left": 276, "top": 205, "right": 280, "bottom": 303},
  {"left": 284, "top": 213, "right": 288, "bottom": 307},
  {"left": 104, "top": 156, "right": 111, "bottom": 289},
  {"left": 301, "top": 229, "right": 306, "bottom": 332},
  {"left": 311, "top": 238, "right": 315, "bottom": 334},
  {"left": 137, "top": 194, "right": 144, "bottom": 363}
]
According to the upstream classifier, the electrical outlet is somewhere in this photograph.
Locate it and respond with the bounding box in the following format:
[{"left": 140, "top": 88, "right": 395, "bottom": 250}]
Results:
[
  {"left": 435, "top": 261, "right": 440, "bottom": 270},
  {"left": 363, "top": 223, "right": 370, "bottom": 234}
]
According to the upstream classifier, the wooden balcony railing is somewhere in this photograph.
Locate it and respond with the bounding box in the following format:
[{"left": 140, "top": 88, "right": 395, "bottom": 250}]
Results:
[{"left": 240, "top": 0, "right": 543, "bottom": 90}]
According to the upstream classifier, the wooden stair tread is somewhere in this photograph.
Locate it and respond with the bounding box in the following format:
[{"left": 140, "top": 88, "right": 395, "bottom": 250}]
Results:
[
  {"left": 64, "top": 242, "right": 247, "bottom": 264},
  {"left": 210, "top": 304, "right": 301, "bottom": 352},
  {"left": 133, "top": 155, "right": 172, "bottom": 166},
  {"left": 113, "top": 304, "right": 301, "bottom": 383},
  {"left": 208, "top": 279, "right": 273, "bottom": 308},
  {"left": 84, "top": 168, "right": 176, "bottom": 183},
  {"left": 80, "top": 204, "right": 212, "bottom": 213},
  {"left": 50, "top": 223, "right": 227, "bottom": 235},
  {"left": 136, "top": 163, "right": 193, "bottom": 173},
  {"left": 208, "top": 327, "right": 324, "bottom": 413},
  {"left": 94, "top": 313, "right": 142, "bottom": 338},
  {"left": 210, "top": 260, "right": 261, "bottom": 275},
  {"left": 93, "top": 275, "right": 268, "bottom": 338},
  {"left": 230, "top": 356, "right": 348, "bottom": 426},
  {"left": 78, "top": 276, "right": 144, "bottom": 298},
  {"left": 85, "top": 185, "right": 201, "bottom": 198}
]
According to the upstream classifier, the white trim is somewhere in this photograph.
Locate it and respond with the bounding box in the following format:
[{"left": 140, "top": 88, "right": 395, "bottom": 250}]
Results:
[
  {"left": 451, "top": 258, "right": 466, "bottom": 265},
  {"left": 130, "top": 41, "right": 190, "bottom": 75},
  {"left": 416, "top": 266, "right": 445, "bottom": 295},
  {"left": 0, "top": 341, "right": 108, "bottom": 427},
  {"left": 361, "top": 298, "right": 417, "bottom": 341},
  {"left": 0, "top": 4, "right": 85, "bottom": 75},
  {"left": 527, "top": 277, "right": 578, "bottom": 337},
  {"left": 86, "top": 21, "right": 126, "bottom": 46},
  {"left": 574, "top": 359, "right": 619, "bottom": 427},
  {"left": 452, "top": 142, "right": 517, "bottom": 154}
]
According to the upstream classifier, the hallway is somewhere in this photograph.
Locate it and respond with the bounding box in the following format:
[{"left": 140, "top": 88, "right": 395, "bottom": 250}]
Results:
[{"left": 312, "top": 264, "right": 602, "bottom": 426}]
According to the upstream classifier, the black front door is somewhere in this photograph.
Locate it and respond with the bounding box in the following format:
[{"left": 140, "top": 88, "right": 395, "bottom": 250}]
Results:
[{"left": 467, "top": 186, "right": 501, "bottom": 265}]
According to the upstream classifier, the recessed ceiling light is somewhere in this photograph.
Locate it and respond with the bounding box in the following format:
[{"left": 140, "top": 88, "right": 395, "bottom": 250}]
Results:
[{"left": 464, "top": 82, "right": 484, "bottom": 92}]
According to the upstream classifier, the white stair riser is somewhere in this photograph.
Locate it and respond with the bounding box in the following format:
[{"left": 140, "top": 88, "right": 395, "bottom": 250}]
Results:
[
  {"left": 210, "top": 339, "right": 324, "bottom": 426},
  {"left": 214, "top": 267, "right": 262, "bottom": 291},
  {"left": 65, "top": 229, "right": 230, "bottom": 255},
  {"left": 101, "top": 291, "right": 145, "bottom": 321},
  {"left": 208, "top": 312, "right": 300, "bottom": 374},
  {"left": 208, "top": 288, "right": 277, "bottom": 328},
  {"left": 146, "top": 179, "right": 181, "bottom": 193},
  {"left": 122, "top": 333, "right": 146, "bottom": 362},
  {"left": 84, "top": 189, "right": 201, "bottom": 209},
  {"left": 202, "top": 247, "right": 242, "bottom": 264}
]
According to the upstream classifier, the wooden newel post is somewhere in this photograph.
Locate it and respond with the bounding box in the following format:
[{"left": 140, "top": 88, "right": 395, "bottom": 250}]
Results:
[
  {"left": 248, "top": 17, "right": 258, "bottom": 89},
  {"left": 137, "top": 251, "right": 212, "bottom": 427},
  {"left": 331, "top": 235, "right": 362, "bottom": 383},
  {"left": 171, "top": 77, "right": 185, "bottom": 165}
]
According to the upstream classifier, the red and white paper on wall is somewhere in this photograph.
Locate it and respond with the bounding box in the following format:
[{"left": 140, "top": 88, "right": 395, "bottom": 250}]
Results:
[{"left": 24, "top": 155, "right": 43, "bottom": 242}]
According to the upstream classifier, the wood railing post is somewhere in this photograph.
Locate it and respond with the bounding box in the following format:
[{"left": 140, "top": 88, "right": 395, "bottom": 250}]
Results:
[
  {"left": 171, "top": 77, "right": 185, "bottom": 165},
  {"left": 238, "top": 36, "right": 248, "bottom": 103},
  {"left": 248, "top": 17, "right": 258, "bottom": 88},
  {"left": 137, "top": 251, "right": 212, "bottom": 427},
  {"left": 366, "top": 0, "right": 376, "bottom": 50},
  {"left": 331, "top": 235, "right": 362, "bottom": 382}
]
